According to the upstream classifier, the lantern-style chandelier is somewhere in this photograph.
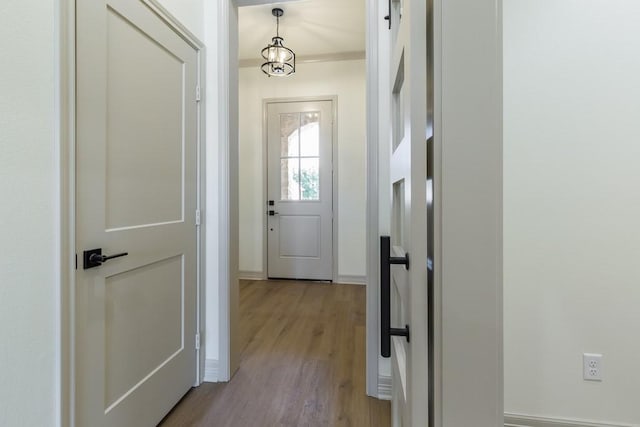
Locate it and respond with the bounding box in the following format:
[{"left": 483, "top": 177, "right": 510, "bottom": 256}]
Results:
[{"left": 261, "top": 8, "right": 295, "bottom": 77}]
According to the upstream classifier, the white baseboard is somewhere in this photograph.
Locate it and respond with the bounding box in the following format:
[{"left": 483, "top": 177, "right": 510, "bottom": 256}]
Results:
[
  {"left": 336, "top": 274, "right": 366, "bottom": 285},
  {"left": 203, "top": 359, "right": 219, "bottom": 382},
  {"left": 377, "top": 374, "right": 392, "bottom": 400},
  {"left": 505, "top": 413, "right": 638, "bottom": 427},
  {"left": 237, "top": 272, "right": 366, "bottom": 284},
  {"left": 238, "top": 270, "right": 266, "bottom": 281}
]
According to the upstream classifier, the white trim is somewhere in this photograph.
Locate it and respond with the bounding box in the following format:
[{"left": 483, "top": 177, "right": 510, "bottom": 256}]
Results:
[
  {"left": 261, "top": 96, "right": 339, "bottom": 283},
  {"left": 377, "top": 374, "right": 392, "bottom": 400},
  {"left": 239, "top": 51, "right": 366, "bottom": 68},
  {"left": 331, "top": 97, "right": 339, "bottom": 285},
  {"left": 336, "top": 275, "right": 366, "bottom": 285},
  {"left": 261, "top": 97, "right": 268, "bottom": 279},
  {"left": 364, "top": 0, "right": 380, "bottom": 398},
  {"left": 217, "top": 0, "right": 232, "bottom": 382},
  {"left": 55, "top": 1, "right": 75, "bottom": 426},
  {"left": 504, "top": 414, "right": 638, "bottom": 427},
  {"left": 237, "top": 272, "right": 365, "bottom": 284},
  {"left": 433, "top": 0, "right": 443, "bottom": 424},
  {"left": 434, "top": 0, "right": 503, "bottom": 423},
  {"left": 203, "top": 359, "right": 220, "bottom": 382},
  {"left": 238, "top": 271, "right": 267, "bottom": 281},
  {"left": 216, "top": 0, "right": 239, "bottom": 382},
  {"left": 195, "top": 29, "right": 207, "bottom": 388}
]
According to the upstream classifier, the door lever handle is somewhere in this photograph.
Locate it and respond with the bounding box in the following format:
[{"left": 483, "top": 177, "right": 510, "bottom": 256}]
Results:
[
  {"left": 268, "top": 210, "right": 279, "bottom": 216},
  {"left": 83, "top": 248, "right": 128, "bottom": 269},
  {"left": 91, "top": 252, "right": 128, "bottom": 263}
]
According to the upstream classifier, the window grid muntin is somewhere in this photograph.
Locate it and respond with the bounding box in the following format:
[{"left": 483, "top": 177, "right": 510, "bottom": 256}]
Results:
[{"left": 279, "top": 111, "right": 321, "bottom": 201}]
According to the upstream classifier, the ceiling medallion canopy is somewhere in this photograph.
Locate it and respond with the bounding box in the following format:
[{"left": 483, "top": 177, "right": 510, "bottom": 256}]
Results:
[{"left": 261, "top": 8, "right": 295, "bottom": 77}]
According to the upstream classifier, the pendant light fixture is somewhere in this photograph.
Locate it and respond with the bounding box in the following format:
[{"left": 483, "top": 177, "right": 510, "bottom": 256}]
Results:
[{"left": 261, "top": 8, "right": 295, "bottom": 77}]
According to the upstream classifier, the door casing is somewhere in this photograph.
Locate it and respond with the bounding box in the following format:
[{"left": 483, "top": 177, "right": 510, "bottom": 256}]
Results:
[
  {"left": 219, "top": 0, "right": 391, "bottom": 397},
  {"left": 433, "top": 0, "right": 504, "bottom": 424},
  {"left": 56, "top": 1, "right": 206, "bottom": 425},
  {"left": 262, "top": 96, "right": 339, "bottom": 283}
]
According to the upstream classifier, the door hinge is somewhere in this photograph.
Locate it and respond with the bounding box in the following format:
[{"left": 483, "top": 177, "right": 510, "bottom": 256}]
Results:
[
  {"left": 195, "top": 209, "right": 201, "bottom": 226},
  {"left": 195, "top": 85, "right": 201, "bottom": 102},
  {"left": 195, "top": 333, "right": 200, "bottom": 350}
]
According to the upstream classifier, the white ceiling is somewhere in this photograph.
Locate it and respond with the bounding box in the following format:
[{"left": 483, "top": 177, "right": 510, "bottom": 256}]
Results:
[{"left": 238, "top": 0, "right": 366, "bottom": 62}]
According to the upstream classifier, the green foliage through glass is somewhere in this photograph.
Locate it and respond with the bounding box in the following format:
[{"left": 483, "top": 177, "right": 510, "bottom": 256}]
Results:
[{"left": 293, "top": 169, "right": 319, "bottom": 200}]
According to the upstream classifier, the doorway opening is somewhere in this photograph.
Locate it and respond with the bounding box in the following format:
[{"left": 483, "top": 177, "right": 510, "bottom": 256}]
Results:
[
  {"left": 206, "top": 0, "right": 388, "bottom": 419},
  {"left": 211, "top": 0, "right": 383, "bottom": 423}
]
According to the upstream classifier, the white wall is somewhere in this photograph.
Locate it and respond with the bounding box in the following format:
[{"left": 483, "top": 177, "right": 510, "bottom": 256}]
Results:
[
  {"left": 238, "top": 59, "right": 367, "bottom": 280},
  {"left": 0, "top": 1, "right": 57, "bottom": 425},
  {"left": 504, "top": 1, "right": 640, "bottom": 424}
]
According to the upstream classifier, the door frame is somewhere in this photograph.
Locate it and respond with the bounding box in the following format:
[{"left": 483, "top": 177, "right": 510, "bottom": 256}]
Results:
[
  {"left": 211, "top": 0, "right": 504, "bottom": 422},
  {"left": 55, "top": 1, "right": 206, "bottom": 425},
  {"left": 432, "top": 0, "right": 503, "bottom": 424},
  {"left": 262, "top": 96, "right": 339, "bottom": 282},
  {"left": 365, "top": 0, "right": 383, "bottom": 398},
  {"left": 218, "top": 0, "right": 385, "bottom": 396}
]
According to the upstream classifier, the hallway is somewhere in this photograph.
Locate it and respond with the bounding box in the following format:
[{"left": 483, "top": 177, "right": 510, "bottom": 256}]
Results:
[{"left": 160, "top": 280, "right": 390, "bottom": 426}]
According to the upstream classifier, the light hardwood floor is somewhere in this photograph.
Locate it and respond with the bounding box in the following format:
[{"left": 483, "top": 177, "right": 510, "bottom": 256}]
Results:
[{"left": 159, "top": 279, "right": 390, "bottom": 427}]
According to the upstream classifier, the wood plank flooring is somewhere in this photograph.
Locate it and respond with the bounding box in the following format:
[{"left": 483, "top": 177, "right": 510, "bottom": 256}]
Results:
[{"left": 159, "top": 279, "right": 390, "bottom": 427}]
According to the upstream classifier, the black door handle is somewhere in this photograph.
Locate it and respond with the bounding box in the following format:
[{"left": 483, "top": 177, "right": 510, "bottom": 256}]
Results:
[
  {"left": 83, "top": 248, "right": 128, "bottom": 269},
  {"left": 268, "top": 210, "right": 279, "bottom": 216},
  {"left": 380, "top": 236, "right": 410, "bottom": 358}
]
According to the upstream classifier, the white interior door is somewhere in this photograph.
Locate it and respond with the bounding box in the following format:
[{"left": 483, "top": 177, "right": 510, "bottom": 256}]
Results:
[
  {"left": 75, "top": 0, "right": 199, "bottom": 425},
  {"left": 385, "top": 0, "right": 429, "bottom": 425},
  {"left": 266, "top": 100, "right": 333, "bottom": 281}
]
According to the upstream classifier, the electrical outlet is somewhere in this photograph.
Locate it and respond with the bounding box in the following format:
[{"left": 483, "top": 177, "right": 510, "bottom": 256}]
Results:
[{"left": 583, "top": 353, "right": 603, "bottom": 381}]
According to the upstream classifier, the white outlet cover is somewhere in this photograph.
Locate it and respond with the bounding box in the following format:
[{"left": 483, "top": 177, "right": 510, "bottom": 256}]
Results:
[{"left": 583, "top": 353, "right": 603, "bottom": 381}]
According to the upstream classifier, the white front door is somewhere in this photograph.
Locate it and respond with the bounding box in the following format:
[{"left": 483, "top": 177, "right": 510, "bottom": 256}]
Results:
[
  {"left": 384, "top": 0, "right": 429, "bottom": 425},
  {"left": 266, "top": 100, "right": 334, "bottom": 281},
  {"left": 75, "top": 0, "right": 199, "bottom": 425}
]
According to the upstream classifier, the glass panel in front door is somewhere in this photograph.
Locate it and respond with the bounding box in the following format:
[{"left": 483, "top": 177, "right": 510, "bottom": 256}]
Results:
[{"left": 279, "top": 111, "right": 321, "bottom": 201}]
